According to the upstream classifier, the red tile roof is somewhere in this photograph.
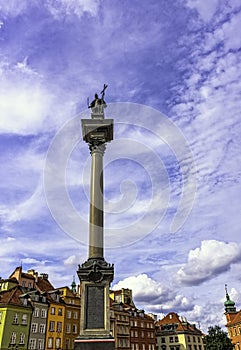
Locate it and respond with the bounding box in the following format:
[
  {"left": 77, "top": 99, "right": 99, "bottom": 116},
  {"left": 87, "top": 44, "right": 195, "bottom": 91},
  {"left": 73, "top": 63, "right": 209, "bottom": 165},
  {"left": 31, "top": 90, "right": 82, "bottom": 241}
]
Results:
[
  {"left": 35, "top": 278, "right": 54, "bottom": 292},
  {"left": 227, "top": 311, "right": 241, "bottom": 326},
  {"left": 156, "top": 312, "right": 202, "bottom": 335},
  {"left": 0, "top": 285, "right": 31, "bottom": 307}
]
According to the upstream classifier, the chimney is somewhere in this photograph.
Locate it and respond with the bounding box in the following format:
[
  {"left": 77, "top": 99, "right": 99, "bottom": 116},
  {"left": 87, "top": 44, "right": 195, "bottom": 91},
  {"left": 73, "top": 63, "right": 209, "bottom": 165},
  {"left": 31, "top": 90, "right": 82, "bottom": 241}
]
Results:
[{"left": 39, "top": 273, "right": 48, "bottom": 280}]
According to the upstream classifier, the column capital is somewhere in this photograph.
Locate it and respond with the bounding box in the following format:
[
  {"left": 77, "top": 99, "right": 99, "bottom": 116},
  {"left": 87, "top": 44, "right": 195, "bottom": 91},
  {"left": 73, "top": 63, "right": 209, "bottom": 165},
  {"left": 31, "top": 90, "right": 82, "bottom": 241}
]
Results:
[{"left": 89, "top": 142, "right": 106, "bottom": 156}]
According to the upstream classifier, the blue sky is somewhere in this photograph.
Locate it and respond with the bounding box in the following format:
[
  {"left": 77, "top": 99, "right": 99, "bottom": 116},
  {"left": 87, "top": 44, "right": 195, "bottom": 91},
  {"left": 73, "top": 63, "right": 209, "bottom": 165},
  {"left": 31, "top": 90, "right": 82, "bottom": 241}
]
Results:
[{"left": 1, "top": 0, "right": 241, "bottom": 332}]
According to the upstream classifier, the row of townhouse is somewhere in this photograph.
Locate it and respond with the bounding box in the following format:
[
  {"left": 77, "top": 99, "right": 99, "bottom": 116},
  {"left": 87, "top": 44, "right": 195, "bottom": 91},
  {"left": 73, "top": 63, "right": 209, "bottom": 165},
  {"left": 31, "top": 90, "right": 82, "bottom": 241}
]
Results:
[
  {"left": 110, "top": 289, "right": 156, "bottom": 350},
  {"left": 0, "top": 266, "right": 205, "bottom": 350},
  {"left": 155, "top": 312, "right": 205, "bottom": 350},
  {"left": 0, "top": 266, "right": 80, "bottom": 350}
]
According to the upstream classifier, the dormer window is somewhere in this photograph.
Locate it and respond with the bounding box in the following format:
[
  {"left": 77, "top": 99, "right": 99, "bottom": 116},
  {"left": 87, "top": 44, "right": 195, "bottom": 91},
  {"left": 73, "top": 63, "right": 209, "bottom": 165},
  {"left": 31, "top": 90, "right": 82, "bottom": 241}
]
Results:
[
  {"left": 13, "top": 313, "right": 19, "bottom": 324},
  {"left": 22, "top": 314, "right": 27, "bottom": 325}
]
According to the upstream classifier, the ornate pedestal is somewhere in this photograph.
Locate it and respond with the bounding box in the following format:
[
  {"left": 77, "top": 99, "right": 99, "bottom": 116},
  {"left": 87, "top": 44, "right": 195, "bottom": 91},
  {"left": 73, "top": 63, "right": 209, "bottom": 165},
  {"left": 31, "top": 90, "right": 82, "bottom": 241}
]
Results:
[{"left": 74, "top": 258, "right": 114, "bottom": 350}]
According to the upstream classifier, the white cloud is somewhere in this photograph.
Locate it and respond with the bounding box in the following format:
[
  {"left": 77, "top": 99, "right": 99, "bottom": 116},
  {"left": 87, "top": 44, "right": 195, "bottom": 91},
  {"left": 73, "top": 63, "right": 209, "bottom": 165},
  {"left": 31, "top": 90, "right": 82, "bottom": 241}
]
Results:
[
  {"left": 186, "top": 0, "right": 219, "bottom": 21},
  {"left": 112, "top": 274, "right": 194, "bottom": 313},
  {"left": 113, "top": 274, "right": 170, "bottom": 301},
  {"left": 0, "top": 79, "right": 53, "bottom": 135},
  {"left": 21, "top": 258, "right": 49, "bottom": 265},
  {"left": 0, "top": 0, "right": 30, "bottom": 17},
  {"left": 222, "top": 11, "right": 241, "bottom": 51},
  {"left": 177, "top": 240, "right": 241, "bottom": 285},
  {"left": 64, "top": 255, "right": 82, "bottom": 267},
  {"left": 0, "top": 180, "right": 45, "bottom": 225},
  {"left": 46, "top": 0, "right": 100, "bottom": 19}
]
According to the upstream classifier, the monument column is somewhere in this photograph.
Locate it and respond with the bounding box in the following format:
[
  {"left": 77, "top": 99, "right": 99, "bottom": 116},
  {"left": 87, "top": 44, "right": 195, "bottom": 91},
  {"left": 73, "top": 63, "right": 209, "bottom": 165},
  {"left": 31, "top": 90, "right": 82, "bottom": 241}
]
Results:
[
  {"left": 74, "top": 85, "right": 115, "bottom": 350},
  {"left": 89, "top": 143, "right": 105, "bottom": 258}
]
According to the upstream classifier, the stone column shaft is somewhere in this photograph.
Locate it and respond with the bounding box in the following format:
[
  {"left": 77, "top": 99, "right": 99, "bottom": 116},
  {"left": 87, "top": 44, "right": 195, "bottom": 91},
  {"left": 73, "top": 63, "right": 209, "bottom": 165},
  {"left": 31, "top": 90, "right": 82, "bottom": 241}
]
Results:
[{"left": 89, "top": 144, "right": 105, "bottom": 259}]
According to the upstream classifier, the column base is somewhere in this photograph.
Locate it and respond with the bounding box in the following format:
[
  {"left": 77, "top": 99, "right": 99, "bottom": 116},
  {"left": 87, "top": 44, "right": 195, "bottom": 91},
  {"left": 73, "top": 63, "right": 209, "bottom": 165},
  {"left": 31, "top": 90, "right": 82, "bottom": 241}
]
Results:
[{"left": 74, "top": 337, "right": 115, "bottom": 350}]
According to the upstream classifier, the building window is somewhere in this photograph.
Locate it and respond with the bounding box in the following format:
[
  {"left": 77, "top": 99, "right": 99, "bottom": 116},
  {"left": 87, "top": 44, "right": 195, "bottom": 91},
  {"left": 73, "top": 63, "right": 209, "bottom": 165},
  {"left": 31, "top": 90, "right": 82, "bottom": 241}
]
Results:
[
  {"left": 188, "top": 336, "right": 191, "bottom": 342},
  {"left": 56, "top": 338, "right": 61, "bottom": 348},
  {"left": 58, "top": 308, "right": 62, "bottom": 316},
  {"left": 67, "top": 310, "right": 71, "bottom": 319},
  {"left": 66, "top": 323, "right": 71, "bottom": 333},
  {"left": 51, "top": 307, "right": 55, "bottom": 315},
  {"left": 49, "top": 321, "right": 55, "bottom": 332},
  {"left": 23, "top": 298, "right": 28, "bottom": 306},
  {"left": 19, "top": 333, "right": 25, "bottom": 344},
  {"left": 57, "top": 321, "right": 62, "bottom": 332},
  {"left": 22, "top": 314, "right": 27, "bottom": 325},
  {"left": 170, "top": 337, "right": 174, "bottom": 343},
  {"left": 73, "top": 324, "right": 77, "bottom": 334},
  {"left": 41, "top": 308, "right": 47, "bottom": 318},
  {"left": 42, "top": 296, "right": 46, "bottom": 303},
  {"left": 65, "top": 339, "right": 70, "bottom": 349},
  {"left": 10, "top": 332, "right": 16, "bottom": 345},
  {"left": 29, "top": 339, "right": 36, "bottom": 349},
  {"left": 193, "top": 336, "right": 196, "bottom": 342},
  {"left": 141, "top": 331, "right": 145, "bottom": 338},
  {"left": 175, "top": 336, "right": 179, "bottom": 342},
  {"left": 31, "top": 323, "right": 38, "bottom": 333},
  {"left": 33, "top": 307, "right": 39, "bottom": 317},
  {"left": 48, "top": 337, "right": 53, "bottom": 349},
  {"left": 234, "top": 328, "right": 237, "bottom": 336},
  {"left": 28, "top": 282, "right": 32, "bottom": 288},
  {"left": 39, "top": 324, "right": 45, "bottom": 333},
  {"left": 73, "top": 311, "right": 78, "bottom": 319},
  {"left": 13, "top": 313, "right": 19, "bottom": 324},
  {"left": 38, "top": 339, "right": 44, "bottom": 350}
]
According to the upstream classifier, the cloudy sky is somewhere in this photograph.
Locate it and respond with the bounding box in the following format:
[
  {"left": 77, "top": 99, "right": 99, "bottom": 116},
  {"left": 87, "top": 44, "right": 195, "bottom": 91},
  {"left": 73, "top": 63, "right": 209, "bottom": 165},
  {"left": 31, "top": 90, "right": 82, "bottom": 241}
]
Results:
[{"left": 1, "top": 0, "right": 241, "bottom": 332}]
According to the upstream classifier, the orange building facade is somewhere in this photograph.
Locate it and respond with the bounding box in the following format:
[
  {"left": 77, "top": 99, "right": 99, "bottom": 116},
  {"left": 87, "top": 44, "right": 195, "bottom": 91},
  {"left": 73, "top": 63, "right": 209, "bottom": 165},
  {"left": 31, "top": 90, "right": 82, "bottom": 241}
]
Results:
[{"left": 225, "top": 286, "right": 241, "bottom": 349}]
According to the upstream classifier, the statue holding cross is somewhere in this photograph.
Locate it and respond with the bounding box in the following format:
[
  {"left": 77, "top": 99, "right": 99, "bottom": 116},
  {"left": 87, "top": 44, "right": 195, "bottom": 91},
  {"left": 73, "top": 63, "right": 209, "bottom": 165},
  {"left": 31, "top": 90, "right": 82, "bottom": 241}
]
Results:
[{"left": 88, "top": 84, "right": 108, "bottom": 117}]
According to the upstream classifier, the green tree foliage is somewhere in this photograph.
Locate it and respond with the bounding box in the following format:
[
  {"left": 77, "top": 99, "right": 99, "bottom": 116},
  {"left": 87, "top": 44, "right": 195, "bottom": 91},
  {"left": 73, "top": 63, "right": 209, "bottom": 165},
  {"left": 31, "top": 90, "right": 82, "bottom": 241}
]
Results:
[{"left": 204, "top": 325, "right": 233, "bottom": 350}]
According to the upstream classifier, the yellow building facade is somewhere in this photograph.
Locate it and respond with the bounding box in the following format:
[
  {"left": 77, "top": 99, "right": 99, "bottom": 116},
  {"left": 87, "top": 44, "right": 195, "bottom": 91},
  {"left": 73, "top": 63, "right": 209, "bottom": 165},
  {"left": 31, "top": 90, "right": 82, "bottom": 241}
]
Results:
[
  {"left": 57, "top": 285, "right": 81, "bottom": 350},
  {"left": 156, "top": 312, "right": 204, "bottom": 350},
  {"left": 45, "top": 291, "right": 65, "bottom": 349}
]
